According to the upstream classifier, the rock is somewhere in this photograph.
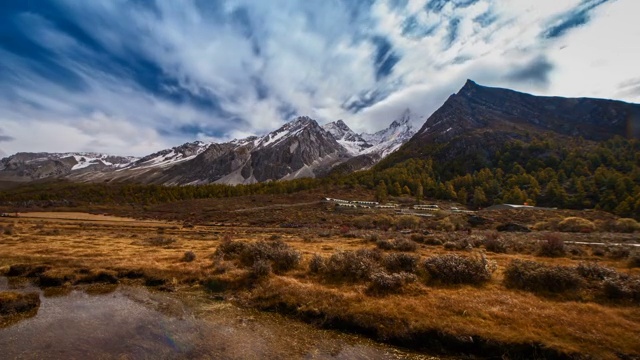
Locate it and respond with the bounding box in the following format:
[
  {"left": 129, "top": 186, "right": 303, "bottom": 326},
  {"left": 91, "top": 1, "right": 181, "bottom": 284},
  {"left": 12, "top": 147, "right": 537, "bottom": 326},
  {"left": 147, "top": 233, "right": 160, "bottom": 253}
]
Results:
[
  {"left": 0, "top": 291, "right": 40, "bottom": 316},
  {"left": 496, "top": 223, "right": 531, "bottom": 232}
]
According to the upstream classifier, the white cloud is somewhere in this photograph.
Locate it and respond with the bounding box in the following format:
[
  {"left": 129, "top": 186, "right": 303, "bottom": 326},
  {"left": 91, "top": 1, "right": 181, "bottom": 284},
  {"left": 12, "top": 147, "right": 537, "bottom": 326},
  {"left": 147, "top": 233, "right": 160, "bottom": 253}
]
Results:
[{"left": 0, "top": 0, "right": 637, "bottom": 157}]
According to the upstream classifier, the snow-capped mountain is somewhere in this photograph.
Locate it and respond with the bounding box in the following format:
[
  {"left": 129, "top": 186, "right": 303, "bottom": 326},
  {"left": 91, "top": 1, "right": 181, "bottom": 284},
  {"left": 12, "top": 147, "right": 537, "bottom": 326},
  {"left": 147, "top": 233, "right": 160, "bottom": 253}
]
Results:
[
  {"left": 322, "top": 120, "right": 371, "bottom": 155},
  {"left": 360, "top": 109, "right": 418, "bottom": 158},
  {"left": 0, "top": 152, "right": 138, "bottom": 181},
  {"left": 0, "top": 111, "right": 417, "bottom": 185},
  {"left": 125, "top": 141, "right": 210, "bottom": 170},
  {"left": 323, "top": 109, "right": 417, "bottom": 158}
]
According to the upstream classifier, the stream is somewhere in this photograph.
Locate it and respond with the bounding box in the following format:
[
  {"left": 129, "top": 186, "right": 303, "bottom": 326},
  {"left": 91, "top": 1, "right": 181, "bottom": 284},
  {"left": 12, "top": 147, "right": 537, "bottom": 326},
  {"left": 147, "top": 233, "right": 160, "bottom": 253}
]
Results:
[{"left": 0, "top": 278, "right": 440, "bottom": 359}]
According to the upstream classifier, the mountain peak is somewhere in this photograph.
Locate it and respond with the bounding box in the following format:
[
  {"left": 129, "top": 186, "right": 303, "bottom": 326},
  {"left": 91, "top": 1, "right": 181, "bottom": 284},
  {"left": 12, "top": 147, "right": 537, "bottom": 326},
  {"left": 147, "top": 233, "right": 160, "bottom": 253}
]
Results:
[{"left": 390, "top": 108, "right": 414, "bottom": 127}]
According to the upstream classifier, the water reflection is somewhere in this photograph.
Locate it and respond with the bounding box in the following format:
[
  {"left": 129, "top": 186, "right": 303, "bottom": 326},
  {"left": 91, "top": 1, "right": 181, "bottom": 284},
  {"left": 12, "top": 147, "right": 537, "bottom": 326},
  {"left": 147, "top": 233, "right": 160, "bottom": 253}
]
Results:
[{"left": 0, "top": 282, "right": 439, "bottom": 359}]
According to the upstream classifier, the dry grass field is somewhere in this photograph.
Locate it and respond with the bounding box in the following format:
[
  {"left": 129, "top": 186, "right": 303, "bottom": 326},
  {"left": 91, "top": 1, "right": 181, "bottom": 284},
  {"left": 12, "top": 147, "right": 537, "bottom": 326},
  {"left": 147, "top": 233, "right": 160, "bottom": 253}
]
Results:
[{"left": 1, "top": 196, "right": 639, "bottom": 359}]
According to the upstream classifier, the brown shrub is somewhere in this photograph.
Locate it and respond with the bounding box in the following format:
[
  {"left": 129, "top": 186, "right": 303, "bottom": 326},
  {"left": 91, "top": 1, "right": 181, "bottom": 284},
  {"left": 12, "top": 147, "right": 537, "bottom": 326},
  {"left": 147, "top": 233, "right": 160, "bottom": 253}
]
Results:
[
  {"left": 557, "top": 217, "right": 595, "bottom": 233},
  {"left": 376, "top": 238, "right": 418, "bottom": 252},
  {"left": 537, "top": 234, "right": 566, "bottom": 257},
  {"left": 145, "top": 236, "right": 176, "bottom": 246},
  {"left": 383, "top": 253, "right": 419, "bottom": 274},
  {"left": 181, "top": 251, "right": 196, "bottom": 262},
  {"left": 216, "top": 239, "right": 301, "bottom": 273},
  {"left": 628, "top": 250, "right": 640, "bottom": 268},
  {"left": 423, "top": 254, "right": 494, "bottom": 285},
  {"left": 483, "top": 236, "right": 507, "bottom": 253},
  {"left": 308, "top": 254, "right": 326, "bottom": 274},
  {"left": 606, "top": 218, "right": 640, "bottom": 233},
  {"left": 603, "top": 276, "right": 640, "bottom": 302},
  {"left": 396, "top": 215, "right": 421, "bottom": 230},
  {"left": 323, "top": 249, "right": 382, "bottom": 282},
  {"left": 503, "top": 260, "right": 583, "bottom": 293},
  {"left": 251, "top": 259, "right": 272, "bottom": 279},
  {"left": 576, "top": 262, "right": 618, "bottom": 281},
  {"left": 443, "top": 239, "right": 472, "bottom": 251},
  {"left": 607, "top": 246, "right": 631, "bottom": 260},
  {"left": 367, "top": 271, "right": 416, "bottom": 295}
]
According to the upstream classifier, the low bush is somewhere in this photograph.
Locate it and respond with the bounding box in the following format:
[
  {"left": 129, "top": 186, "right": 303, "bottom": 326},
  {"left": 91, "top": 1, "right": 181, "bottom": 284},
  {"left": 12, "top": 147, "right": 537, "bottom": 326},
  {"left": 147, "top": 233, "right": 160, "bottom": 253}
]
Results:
[
  {"left": 602, "top": 276, "right": 640, "bottom": 301},
  {"left": 607, "top": 246, "right": 630, "bottom": 260},
  {"left": 410, "top": 233, "right": 425, "bottom": 243},
  {"left": 503, "top": 260, "right": 583, "bottom": 293},
  {"left": 557, "top": 217, "right": 595, "bottom": 233},
  {"left": 423, "top": 254, "right": 494, "bottom": 285},
  {"left": 308, "top": 254, "right": 326, "bottom": 274},
  {"left": 145, "top": 236, "right": 176, "bottom": 247},
  {"left": 396, "top": 215, "right": 421, "bottom": 230},
  {"left": 484, "top": 237, "right": 507, "bottom": 253},
  {"left": 323, "top": 249, "right": 382, "bottom": 282},
  {"left": 376, "top": 239, "right": 418, "bottom": 252},
  {"left": 251, "top": 259, "right": 272, "bottom": 279},
  {"left": 628, "top": 251, "right": 640, "bottom": 268},
  {"left": 181, "top": 251, "right": 196, "bottom": 262},
  {"left": 215, "top": 239, "right": 301, "bottom": 273},
  {"left": 576, "top": 262, "right": 618, "bottom": 281},
  {"left": 383, "top": 253, "right": 419, "bottom": 273},
  {"left": 608, "top": 218, "right": 640, "bottom": 233},
  {"left": 537, "top": 235, "right": 566, "bottom": 257},
  {"left": 443, "top": 239, "right": 472, "bottom": 251},
  {"left": 367, "top": 271, "right": 416, "bottom": 295}
]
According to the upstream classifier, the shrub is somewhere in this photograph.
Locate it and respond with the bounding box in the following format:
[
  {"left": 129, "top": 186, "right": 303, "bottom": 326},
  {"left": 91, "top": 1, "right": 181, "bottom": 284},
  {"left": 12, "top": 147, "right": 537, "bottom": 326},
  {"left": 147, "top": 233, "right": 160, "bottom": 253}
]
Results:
[
  {"left": 603, "top": 276, "right": 640, "bottom": 301},
  {"left": 181, "top": 251, "right": 196, "bottom": 262},
  {"left": 324, "top": 249, "right": 382, "bottom": 282},
  {"left": 557, "top": 217, "right": 595, "bottom": 233},
  {"left": 443, "top": 239, "right": 472, "bottom": 251},
  {"left": 394, "top": 239, "right": 419, "bottom": 252},
  {"left": 628, "top": 251, "right": 640, "bottom": 268},
  {"left": 423, "top": 254, "right": 494, "bottom": 285},
  {"left": 376, "top": 239, "right": 418, "bottom": 252},
  {"left": 367, "top": 271, "right": 416, "bottom": 295},
  {"left": 503, "top": 260, "right": 583, "bottom": 293},
  {"left": 576, "top": 262, "right": 618, "bottom": 280},
  {"left": 607, "top": 246, "right": 630, "bottom": 260},
  {"left": 251, "top": 259, "right": 272, "bottom": 279},
  {"left": 396, "top": 215, "right": 421, "bottom": 230},
  {"left": 484, "top": 237, "right": 507, "bottom": 253},
  {"left": 215, "top": 238, "right": 248, "bottom": 258},
  {"left": 145, "top": 236, "right": 176, "bottom": 247},
  {"left": 383, "top": 253, "right": 419, "bottom": 273},
  {"left": 216, "top": 239, "right": 301, "bottom": 273},
  {"left": 376, "top": 239, "right": 395, "bottom": 250},
  {"left": 591, "top": 246, "right": 606, "bottom": 257},
  {"left": 308, "top": 254, "right": 326, "bottom": 274},
  {"left": 410, "top": 233, "right": 425, "bottom": 243},
  {"left": 537, "top": 235, "right": 566, "bottom": 257},
  {"left": 610, "top": 218, "right": 640, "bottom": 233}
]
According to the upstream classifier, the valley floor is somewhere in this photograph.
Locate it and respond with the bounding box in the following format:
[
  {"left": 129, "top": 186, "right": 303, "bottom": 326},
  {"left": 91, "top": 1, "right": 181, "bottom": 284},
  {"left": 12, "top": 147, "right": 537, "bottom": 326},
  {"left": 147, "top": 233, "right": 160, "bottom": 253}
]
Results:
[{"left": 0, "top": 201, "right": 639, "bottom": 359}]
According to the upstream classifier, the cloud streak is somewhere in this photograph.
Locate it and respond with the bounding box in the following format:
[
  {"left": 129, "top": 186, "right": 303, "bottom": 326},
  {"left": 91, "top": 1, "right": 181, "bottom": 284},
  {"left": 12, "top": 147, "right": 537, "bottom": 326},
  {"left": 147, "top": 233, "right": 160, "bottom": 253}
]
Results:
[{"left": 0, "top": 0, "right": 637, "bottom": 156}]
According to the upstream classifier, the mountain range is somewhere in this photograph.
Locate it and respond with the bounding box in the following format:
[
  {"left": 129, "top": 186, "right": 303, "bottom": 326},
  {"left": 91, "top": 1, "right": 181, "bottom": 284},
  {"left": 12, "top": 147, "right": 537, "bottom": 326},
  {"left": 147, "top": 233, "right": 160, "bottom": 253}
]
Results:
[
  {"left": 0, "top": 111, "right": 417, "bottom": 185},
  {"left": 2, "top": 80, "right": 638, "bottom": 186}
]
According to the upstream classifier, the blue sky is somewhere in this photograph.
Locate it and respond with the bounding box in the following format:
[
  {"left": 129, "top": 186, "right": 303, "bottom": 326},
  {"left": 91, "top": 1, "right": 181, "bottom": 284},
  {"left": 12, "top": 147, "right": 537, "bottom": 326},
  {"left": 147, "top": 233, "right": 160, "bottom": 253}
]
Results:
[{"left": 0, "top": 0, "right": 639, "bottom": 156}]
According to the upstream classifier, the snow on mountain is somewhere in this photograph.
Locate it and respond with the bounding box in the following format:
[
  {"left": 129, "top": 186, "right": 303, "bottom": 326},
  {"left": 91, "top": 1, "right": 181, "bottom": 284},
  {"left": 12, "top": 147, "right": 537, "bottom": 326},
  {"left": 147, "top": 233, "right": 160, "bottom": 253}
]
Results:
[
  {"left": 360, "top": 109, "right": 418, "bottom": 158},
  {"left": 126, "top": 141, "right": 210, "bottom": 170},
  {"left": 322, "top": 120, "right": 371, "bottom": 155},
  {"left": 323, "top": 109, "right": 418, "bottom": 159}
]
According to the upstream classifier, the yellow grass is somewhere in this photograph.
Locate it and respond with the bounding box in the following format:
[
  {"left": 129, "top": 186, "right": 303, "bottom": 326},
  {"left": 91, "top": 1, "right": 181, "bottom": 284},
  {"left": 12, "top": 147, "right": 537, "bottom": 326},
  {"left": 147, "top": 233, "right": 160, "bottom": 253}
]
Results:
[{"left": 0, "top": 213, "right": 639, "bottom": 358}]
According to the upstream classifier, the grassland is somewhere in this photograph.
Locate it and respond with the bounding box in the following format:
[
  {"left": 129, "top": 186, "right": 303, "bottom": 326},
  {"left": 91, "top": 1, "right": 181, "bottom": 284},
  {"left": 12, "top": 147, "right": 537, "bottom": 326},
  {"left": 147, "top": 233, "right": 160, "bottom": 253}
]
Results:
[{"left": 0, "top": 193, "right": 639, "bottom": 359}]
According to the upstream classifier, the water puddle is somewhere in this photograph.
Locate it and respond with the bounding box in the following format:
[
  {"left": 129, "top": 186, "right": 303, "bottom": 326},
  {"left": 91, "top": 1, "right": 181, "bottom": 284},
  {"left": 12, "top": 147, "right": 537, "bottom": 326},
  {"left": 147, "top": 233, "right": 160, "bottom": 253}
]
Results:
[{"left": 0, "top": 279, "right": 440, "bottom": 359}]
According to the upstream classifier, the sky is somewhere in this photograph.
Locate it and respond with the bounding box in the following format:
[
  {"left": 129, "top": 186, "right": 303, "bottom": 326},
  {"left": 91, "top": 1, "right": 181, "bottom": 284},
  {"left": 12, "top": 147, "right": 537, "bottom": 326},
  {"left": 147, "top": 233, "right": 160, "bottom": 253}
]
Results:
[{"left": 0, "top": 0, "right": 639, "bottom": 157}]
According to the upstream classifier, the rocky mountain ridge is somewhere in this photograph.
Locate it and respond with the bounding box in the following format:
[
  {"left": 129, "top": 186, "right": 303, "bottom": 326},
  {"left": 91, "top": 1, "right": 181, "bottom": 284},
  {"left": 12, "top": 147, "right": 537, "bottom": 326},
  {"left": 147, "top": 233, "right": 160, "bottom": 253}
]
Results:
[{"left": 0, "top": 111, "right": 417, "bottom": 185}]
